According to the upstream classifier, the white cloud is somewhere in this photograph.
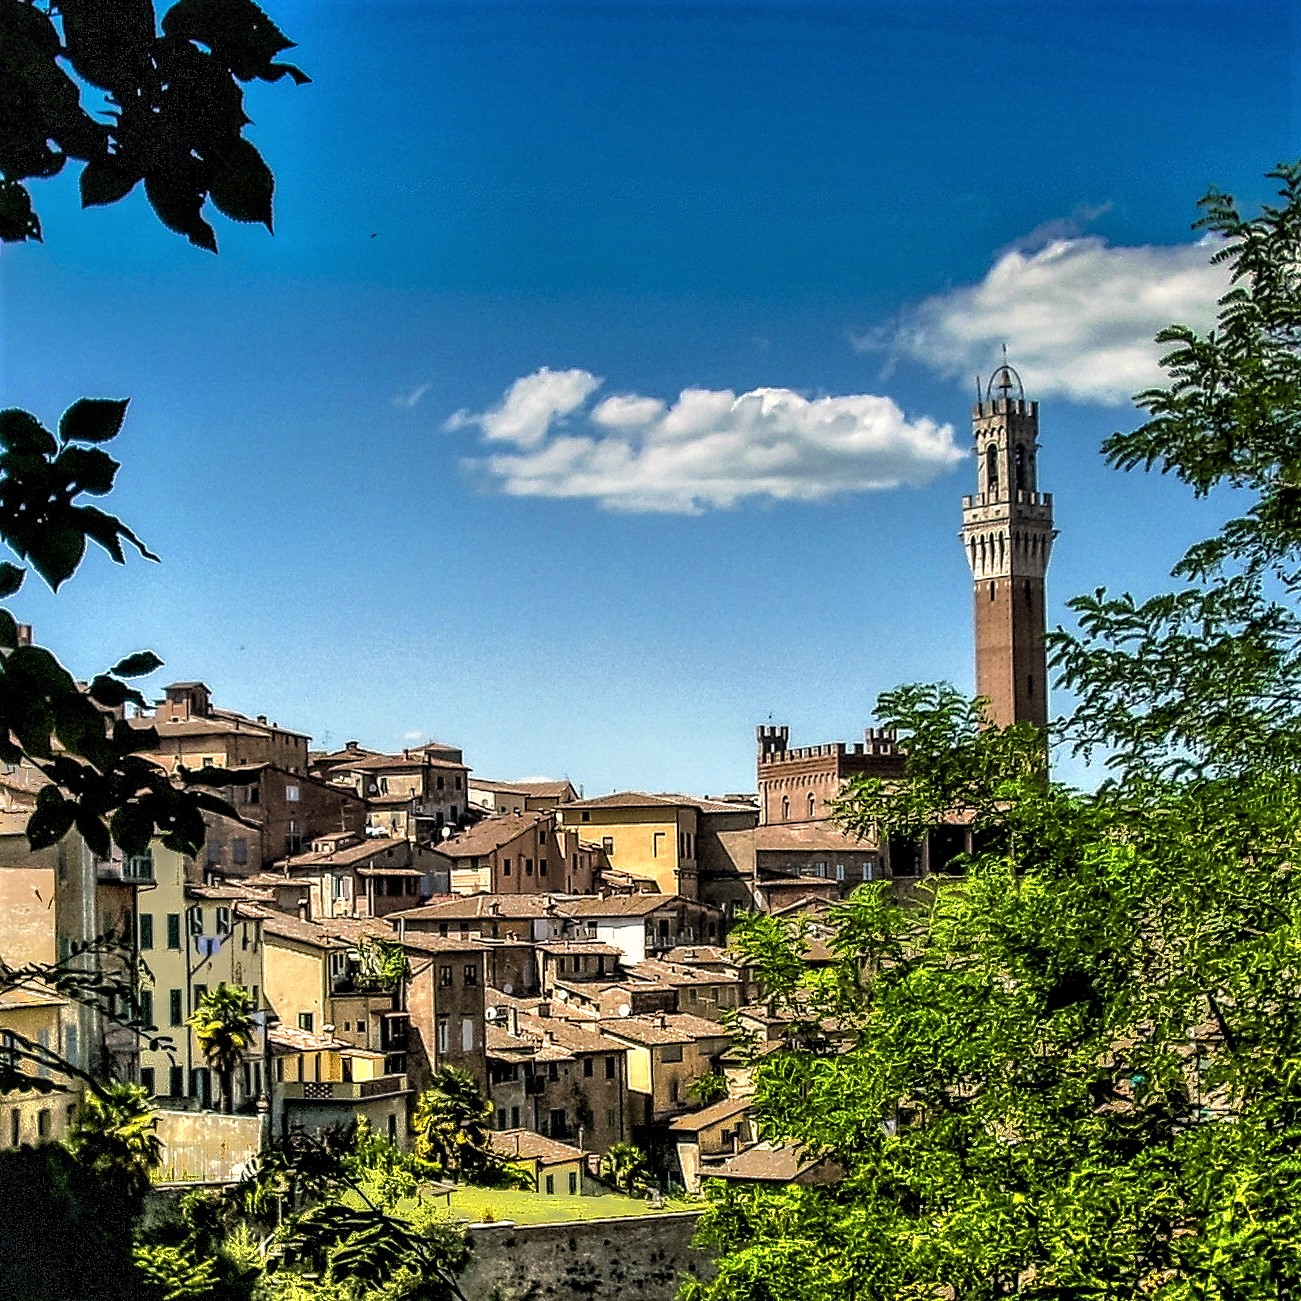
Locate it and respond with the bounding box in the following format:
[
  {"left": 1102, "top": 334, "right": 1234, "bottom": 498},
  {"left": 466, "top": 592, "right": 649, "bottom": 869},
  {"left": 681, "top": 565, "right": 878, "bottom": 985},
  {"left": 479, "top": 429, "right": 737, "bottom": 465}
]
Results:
[
  {"left": 453, "top": 369, "right": 963, "bottom": 514},
  {"left": 401, "top": 729, "right": 423, "bottom": 741},
  {"left": 392, "top": 383, "right": 430, "bottom": 411},
  {"left": 860, "top": 233, "right": 1229, "bottom": 405},
  {"left": 445, "top": 367, "right": 601, "bottom": 449}
]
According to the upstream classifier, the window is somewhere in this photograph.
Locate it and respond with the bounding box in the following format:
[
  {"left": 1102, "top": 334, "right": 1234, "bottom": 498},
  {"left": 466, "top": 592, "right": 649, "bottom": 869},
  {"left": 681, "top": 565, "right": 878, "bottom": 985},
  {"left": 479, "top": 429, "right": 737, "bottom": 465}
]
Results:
[
  {"left": 37, "top": 1109, "right": 50, "bottom": 1139},
  {"left": 545, "top": 1174, "right": 555, "bottom": 1195},
  {"left": 511, "top": 1105, "right": 520, "bottom": 1127},
  {"left": 439, "top": 965, "right": 453, "bottom": 987},
  {"left": 169, "top": 1065, "right": 184, "bottom": 1097},
  {"left": 286, "top": 821, "right": 302, "bottom": 855},
  {"left": 169, "top": 989, "right": 183, "bottom": 1026},
  {"left": 139, "top": 914, "right": 154, "bottom": 951},
  {"left": 252, "top": 986, "right": 260, "bottom": 1008},
  {"left": 461, "top": 1016, "right": 474, "bottom": 1052},
  {"left": 193, "top": 983, "right": 208, "bottom": 1006},
  {"left": 207, "top": 840, "right": 221, "bottom": 865},
  {"left": 652, "top": 832, "right": 664, "bottom": 858},
  {"left": 449, "top": 805, "right": 458, "bottom": 820},
  {"left": 463, "top": 964, "right": 478, "bottom": 986},
  {"left": 139, "top": 989, "right": 154, "bottom": 1027},
  {"left": 661, "top": 1044, "right": 683, "bottom": 1063},
  {"left": 285, "top": 784, "right": 300, "bottom": 802},
  {"left": 606, "top": 1107, "right": 616, "bottom": 1129},
  {"left": 436, "top": 1017, "right": 449, "bottom": 1054},
  {"left": 568, "top": 1171, "right": 578, "bottom": 1195},
  {"left": 232, "top": 837, "right": 248, "bottom": 865},
  {"left": 548, "top": 1062, "right": 559, "bottom": 1082},
  {"left": 216, "top": 907, "right": 231, "bottom": 934},
  {"left": 436, "top": 775, "right": 445, "bottom": 790},
  {"left": 9, "top": 1110, "right": 17, "bottom": 1146},
  {"left": 166, "top": 914, "right": 181, "bottom": 950},
  {"left": 669, "top": 1079, "right": 679, "bottom": 1103},
  {"left": 502, "top": 859, "right": 511, "bottom": 877},
  {"left": 140, "top": 1066, "right": 155, "bottom": 1095},
  {"left": 605, "top": 1055, "right": 615, "bottom": 1079},
  {"left": 298, "top": 1012, "right": 314, "bottom": 1032},
  {"left": 189, "top": 908, "right": 204, "bottom": 936},
  {"left": 836, "top": 863, "right": 846, "bottom": 882},
  {"left": 455, "top": 776, "right": 462, "bottom": 790},
  {"left": 356, "top": 1018, "right": 366, "bottom": 1035},
  {"left": 525, "top": 858, "right": 533, "bottom": 875},
  {"left": 539, "top": 859, "right": 547, "bottom": 877},
  {"left": 781, "top": 796, "right": 789, "bottom": 821},
  {"left": 247, "top": 784, "right": 260, "bottom": 806},
  {"left": 808, "top": 793, "right": 816, "bottom": 818},
  {"left": 496, "top": 1108, "right": 507, "bottom": 1130},
  {"left": 583, "top": 1057, "right": 593, "bottom": 1078},
  {"left": 581, "top": 811, "right": 590, "bottom": 822},
  {"left": 601, "top": 837, "right": 614, "bottom": 853},
  {"left": 861, "top": 861, "right": 872, "bottom": 881}
]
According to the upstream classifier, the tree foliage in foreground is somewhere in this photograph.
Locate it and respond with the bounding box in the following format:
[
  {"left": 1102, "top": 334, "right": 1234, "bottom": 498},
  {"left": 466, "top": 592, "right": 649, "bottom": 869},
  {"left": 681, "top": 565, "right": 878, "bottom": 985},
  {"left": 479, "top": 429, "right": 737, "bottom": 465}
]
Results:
[
  {"left": 1, "top": 0, "right": 307, "bottom": 250},
  {"left": 689, "top": 162, "right": 1301, "bottom": 1300}
]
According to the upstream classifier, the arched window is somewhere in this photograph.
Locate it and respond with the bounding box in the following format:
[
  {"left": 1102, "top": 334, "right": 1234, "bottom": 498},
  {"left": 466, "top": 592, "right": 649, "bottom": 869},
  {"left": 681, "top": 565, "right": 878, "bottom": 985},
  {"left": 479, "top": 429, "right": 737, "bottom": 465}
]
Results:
[
  {"left": 807, "top": 792, "right": 816, "bottom": 819},
  {"left": 1015, "top": 443, "right": 1027, "bottom": 492},
  {"left": 781, "top": 796, "right": 789, "bottom": 821},
  {"left": 985, "top": 445, "right": 998, "bottom": 493}
]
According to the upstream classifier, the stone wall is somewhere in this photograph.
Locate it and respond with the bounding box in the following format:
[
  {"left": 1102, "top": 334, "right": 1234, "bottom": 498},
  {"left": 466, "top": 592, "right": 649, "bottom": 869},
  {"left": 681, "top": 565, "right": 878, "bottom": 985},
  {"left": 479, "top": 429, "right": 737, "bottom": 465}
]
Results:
[
  {"left": 458, "top": 1210, "right": 713, "bottom": 1301},
  {"left": 154, "top": 1107, "right": 261, "bottom": 1183}
]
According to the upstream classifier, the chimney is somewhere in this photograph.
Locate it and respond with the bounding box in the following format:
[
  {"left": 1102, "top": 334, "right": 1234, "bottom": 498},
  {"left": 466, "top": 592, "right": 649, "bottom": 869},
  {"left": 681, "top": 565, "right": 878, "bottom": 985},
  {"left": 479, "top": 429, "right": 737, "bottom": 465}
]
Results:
[
  {"left": 257, "top": 715, "right": 267, "bottom": 725},
  {"left": 346, "top": 740, "right": 359, "bottom": 752},
  {"left": 507, "top": 1005, "right": 520, "bottom": 1037},
  {"left": 297, "top": 899, "right": 309, "bottom": 922},
  {"left": 489, "top": 901, "right": 501, "bottom": 917},
  {"left": 536, "top": 1002, "right": 551, "bottom": 1019},
  {"left": 655, "top": 1012, "right": 667, "bottom": 1028},
  {"left": 15, "top": 624, "right": 31, "bottom": 648}
]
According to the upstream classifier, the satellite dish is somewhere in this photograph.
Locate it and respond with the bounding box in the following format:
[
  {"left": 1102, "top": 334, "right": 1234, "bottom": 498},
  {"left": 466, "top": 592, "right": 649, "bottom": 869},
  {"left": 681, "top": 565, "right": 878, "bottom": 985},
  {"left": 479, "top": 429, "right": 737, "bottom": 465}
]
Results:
[
  {"left": 485, "top": 1007, "right": 499, "bottom": 1022},
  {"left": 618, "top": 1003, "right": 631, "bottom": 1017},
  {"left": 440, "top": 826, "right": 452, "bottom": 840},
  {"left": 503, "top": 983, "right": 514, "bottom": 995}
]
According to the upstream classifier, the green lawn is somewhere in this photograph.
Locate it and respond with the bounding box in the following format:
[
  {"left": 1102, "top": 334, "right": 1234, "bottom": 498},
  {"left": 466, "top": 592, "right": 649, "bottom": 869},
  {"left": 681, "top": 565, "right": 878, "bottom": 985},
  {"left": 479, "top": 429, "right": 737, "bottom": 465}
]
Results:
[{"left": 389, "top": 1184, "right": 694, "bottom": 1225}]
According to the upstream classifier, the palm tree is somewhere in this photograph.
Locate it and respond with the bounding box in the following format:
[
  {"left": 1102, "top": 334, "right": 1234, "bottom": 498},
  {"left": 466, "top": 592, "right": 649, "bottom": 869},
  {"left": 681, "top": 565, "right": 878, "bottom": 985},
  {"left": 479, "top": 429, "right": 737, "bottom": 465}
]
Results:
[
  {"left": 599, "top": 1141, "right": 650, "bottom": 1195},
  {"left": 412, "top": 1066, "right": 493, "bottom": 1179},
  {"left": 69, "top": 1082, "right": 163, "bottom": 1203},
  {"left": 187, "top": 982, "right": 256, "bottom": 1113}
]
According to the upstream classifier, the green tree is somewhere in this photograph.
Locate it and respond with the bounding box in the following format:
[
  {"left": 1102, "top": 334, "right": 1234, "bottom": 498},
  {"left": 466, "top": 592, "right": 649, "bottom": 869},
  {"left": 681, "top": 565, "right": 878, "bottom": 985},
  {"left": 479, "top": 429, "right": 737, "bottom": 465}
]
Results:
[
  {"left": 686, "top": 1072, "right": 730, "bottom": 1107},
  {"left": 67, "top": 1081, "right": 163, "bottom": 1203},
  {"left": 688, "top": 161, "right": 1301, "bottom": 1300},
  {"left": 189, "top": 982, "right": 256, "bottom": 1113},
  {"left": 411, "top": 1067, "right": 494, "bottom": 1181},
  {"left": 598, "top": 1141, "right": 651, "bottom": 1196}
]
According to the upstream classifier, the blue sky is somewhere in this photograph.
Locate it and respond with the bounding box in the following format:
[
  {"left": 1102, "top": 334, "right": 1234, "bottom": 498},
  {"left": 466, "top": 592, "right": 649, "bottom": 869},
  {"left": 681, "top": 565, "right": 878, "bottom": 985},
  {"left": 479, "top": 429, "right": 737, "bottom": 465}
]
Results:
[{"left": 0, "top": 0, "right": 1295, "bottom": 794}]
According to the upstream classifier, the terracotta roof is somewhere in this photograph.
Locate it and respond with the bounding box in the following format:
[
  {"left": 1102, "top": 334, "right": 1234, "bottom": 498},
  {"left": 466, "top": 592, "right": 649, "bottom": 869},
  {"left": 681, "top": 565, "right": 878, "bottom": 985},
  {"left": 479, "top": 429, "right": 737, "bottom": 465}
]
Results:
[
  {"left": 269, "top": 1025, "right": 348, "bottom": 1053},
  {"left": 601, "top": 1012, "right": 731, "bottom": 1047},
  {"left": 754, "top": 821, "right": 877, "bottom": 852},
  {"left": 432, "top": 813, "right": 544, "bottom": 859},
  {"left": 667, "top": 1097, "right": 750, "bottom": 1132},
  {"left": 272, "top": 836, "right": 410, "bottom": 871},
  {"left": 259, "top": 911, "right": 348, "bottom": 950},
  {"left": 703, "top": 1142, "right": 827, "bottom": 1183},
  {"left": 557, "top": 893, "right": 704, "bottom": 919},
  {"left": 536, "top": 940, "right": 622, "bottom": 957},
  {"left": 471, "top": 779, "right": 575, "bottom": 799},
  {"left": 625, "top": 959, "right": 737, "bottom": 988},
  {"left": 662, "top": 946, "right": 734, "bottom": 965},
  {"left": 489, "top": 1129, "right": 585, "bottom": 1166},
  {"left": 348, "top": 752, "right": 467, "bottom": 772},
  {"left": 388, "top": 892, "right": 571, "bottom": 922}
]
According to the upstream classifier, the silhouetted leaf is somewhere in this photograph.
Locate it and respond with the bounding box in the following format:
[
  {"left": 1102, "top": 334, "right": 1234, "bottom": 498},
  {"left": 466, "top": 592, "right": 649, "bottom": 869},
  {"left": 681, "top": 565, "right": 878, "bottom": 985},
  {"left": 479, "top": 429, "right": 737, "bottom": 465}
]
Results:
[
  {"left": 111, "top": 651, "right": 163, "bottom": 678},
  {"left": 109, "top": 803, "right": 153, "bottom": 857},
  {"left": 79, "top": 156, "right": 140, "bottom": 208},
  {"left": 27, "top": 786, "right": 75, "bottom": 850},
  {"left": 144, "top": 171, "right": 218, "bottom": 253},
  {"left": 0, "top": 564, "right": 24, "bottom": 598},
  {"left": 209, "top": 137, "right": 273, "bottom": 229},
  {"left": 58, "top": 446, "right": 119, "bottom": 495},
  {"left": 59, "top": 397, "right": 129, "bottom": 445},
  {"left": 0, "top": 409, "right": 57, "bottom": 457},
  {"left": 0, "top": 180, "right": 41, "bottom": 242}
]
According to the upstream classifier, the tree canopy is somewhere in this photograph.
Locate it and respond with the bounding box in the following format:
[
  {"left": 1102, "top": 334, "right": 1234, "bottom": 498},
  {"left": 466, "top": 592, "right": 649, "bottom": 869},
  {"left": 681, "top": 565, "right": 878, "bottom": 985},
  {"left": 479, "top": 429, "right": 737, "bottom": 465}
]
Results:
[{"left": 690, "top": 161, "right": 1301, "bottom": 1301}]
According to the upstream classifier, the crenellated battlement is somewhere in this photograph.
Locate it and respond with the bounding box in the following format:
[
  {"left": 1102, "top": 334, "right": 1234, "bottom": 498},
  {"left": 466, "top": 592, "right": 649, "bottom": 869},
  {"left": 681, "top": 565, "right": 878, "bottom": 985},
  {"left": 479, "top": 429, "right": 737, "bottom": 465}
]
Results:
[{"left": 756, "top": 725, "right": 900, "bottom": 766}]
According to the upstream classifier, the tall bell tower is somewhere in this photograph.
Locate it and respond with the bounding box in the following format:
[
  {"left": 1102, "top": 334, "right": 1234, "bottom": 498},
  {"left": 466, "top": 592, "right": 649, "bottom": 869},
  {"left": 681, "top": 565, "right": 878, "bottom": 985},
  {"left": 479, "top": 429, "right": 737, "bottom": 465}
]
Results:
[{"left": 960, "top": 358, "right": 1056, "bottom": 731}]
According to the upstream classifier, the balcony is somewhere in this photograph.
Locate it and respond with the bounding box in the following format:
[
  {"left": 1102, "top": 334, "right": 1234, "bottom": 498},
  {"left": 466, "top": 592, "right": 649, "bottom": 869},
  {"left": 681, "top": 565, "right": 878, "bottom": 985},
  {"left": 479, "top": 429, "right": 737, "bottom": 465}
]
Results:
[{"left": 279, "top": 1073, "right": 409, "bottom": 1102}]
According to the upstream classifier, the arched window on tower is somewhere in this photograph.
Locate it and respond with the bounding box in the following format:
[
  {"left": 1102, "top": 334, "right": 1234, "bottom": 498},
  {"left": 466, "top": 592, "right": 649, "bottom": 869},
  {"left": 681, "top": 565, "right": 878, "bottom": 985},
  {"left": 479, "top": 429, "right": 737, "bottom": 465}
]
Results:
[
  {"left": 781, "top": 796, "right": 789, "bottom": 822},
  {"left": 807, "top": 792, "right": 816, "bottom": 819},
  {"left": 985, "top": 445, "right": 998, "bottom": 494},
  {"left": 1015, "top": 444, "right": 1027, "bottom": 493}
]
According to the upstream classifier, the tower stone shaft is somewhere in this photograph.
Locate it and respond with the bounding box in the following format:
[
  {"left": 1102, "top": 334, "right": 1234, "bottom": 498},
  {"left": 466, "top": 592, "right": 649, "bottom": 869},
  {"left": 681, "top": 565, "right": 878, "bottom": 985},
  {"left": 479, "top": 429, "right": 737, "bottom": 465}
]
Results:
[{"left": 960, "top": 364, "right": 1056, "bottom": 730}]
